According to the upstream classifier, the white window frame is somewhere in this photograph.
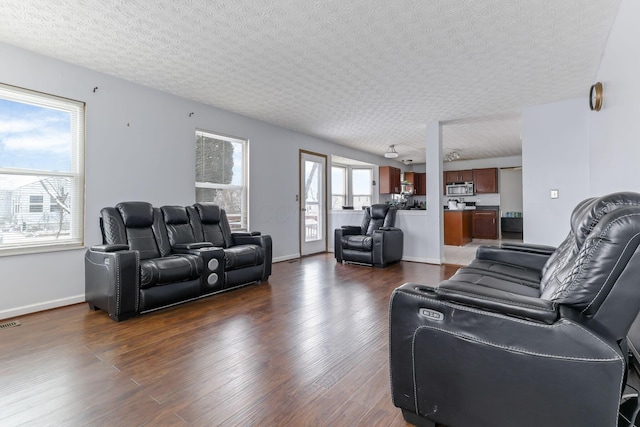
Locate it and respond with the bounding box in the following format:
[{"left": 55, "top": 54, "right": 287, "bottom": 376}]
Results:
[
  {"left": 195, "top": 130, "right": 249, "bottom": 230},
  {"left": 0, "top": 83, "right": 85, "bottom": 256},
  {"left": 331, "top": 165, "right": 347, "bottom": 209}
]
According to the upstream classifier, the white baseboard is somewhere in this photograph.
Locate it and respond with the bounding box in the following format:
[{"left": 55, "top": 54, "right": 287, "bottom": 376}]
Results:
[
  {"left": 273, "top": 253, "right": 301, "bottom": 263},
  {"left": 327, "top": 254, "right": 443, "bottom": 265},
  {"left": 0, "top": 294, "right": 85, "bottom": 321},
  {"left": 328, "top": 252, "right": 441, "bottom": 265},
  {"left": 401, "top": 256, "right": 443, "bottom": 265}
]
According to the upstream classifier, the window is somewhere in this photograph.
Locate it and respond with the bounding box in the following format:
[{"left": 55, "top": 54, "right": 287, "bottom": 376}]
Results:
[
  {"left": 50, "top": 195, "right": 62, "bottom": 213},
  {"left": 331, "top": 166, "right": 346, "bottom": 209},
  {"left": 331, "top": 160, "right": 373, "bottom": 210},
  {"left": 195, "top": 130, "right": 248, "bottom": 230},
  {"left": 0, "top": 83, "right": 85, "bottom": 254},
  {"left": 351, "top": 168, "right": 372, "bottom": 210},
  {"left": 29, "top": 195, "right": 43, "bottom": 213}
]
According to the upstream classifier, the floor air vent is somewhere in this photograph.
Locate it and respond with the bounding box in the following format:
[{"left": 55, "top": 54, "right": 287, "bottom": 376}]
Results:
[{"left": 0, "top": 320, "right": 21, "bottom": 329}]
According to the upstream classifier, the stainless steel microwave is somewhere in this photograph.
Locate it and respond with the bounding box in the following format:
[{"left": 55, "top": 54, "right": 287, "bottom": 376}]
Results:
[{"left": 446, "top": 182, "right": 474, "bottom": 197}]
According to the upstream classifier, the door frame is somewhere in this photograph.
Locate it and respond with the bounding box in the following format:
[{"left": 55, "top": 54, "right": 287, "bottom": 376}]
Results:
[{"left": 299, "top": 149, "right": 328, "bottom": 256}]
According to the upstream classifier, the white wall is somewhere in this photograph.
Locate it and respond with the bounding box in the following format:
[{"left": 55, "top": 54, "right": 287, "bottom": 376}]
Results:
[
  {"left": 521, "top": 98, "right": 590, "bottom": 245},
  {"left": 0, "top": 42, "right": 396, "bottom": 319},
  {"left": 589, "top": 0, "right": 640, "bottom": 195}
]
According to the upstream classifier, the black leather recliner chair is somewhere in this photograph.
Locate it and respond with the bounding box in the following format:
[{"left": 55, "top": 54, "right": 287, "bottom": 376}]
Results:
[
  {"left": 334, "top": 204, "right": 403, "bottom": 267},
  {"left": 390, "top": 192, "right": 640, "bottom": 427}
]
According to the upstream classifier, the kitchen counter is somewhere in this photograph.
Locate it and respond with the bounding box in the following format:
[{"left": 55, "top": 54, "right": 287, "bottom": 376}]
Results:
[{"left": 444, "top": 204, "right": 499, "bottom": 211}]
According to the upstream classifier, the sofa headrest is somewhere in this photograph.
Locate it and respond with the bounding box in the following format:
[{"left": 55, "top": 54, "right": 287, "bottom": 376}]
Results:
[
  {"left": 116, "top": 202, "right": 154, "bottom": 228},
  {"left": 161, "top": 205, "right": 189, "bottom": 225},
  {"left": 194, "top": 203, "right": 221, "bottom": 224},
  {"left": 571, "top": 192, "right": 640, "bottom": 246},
  {"left": 370, "top": 204, "right": 390, "bottom": 220},
  {"left": 544, "top": 205, "right": 640, "bottom": 328}
]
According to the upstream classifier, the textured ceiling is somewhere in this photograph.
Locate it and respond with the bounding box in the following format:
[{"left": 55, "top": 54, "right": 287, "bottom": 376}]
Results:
[{"left": 0, "top": 0, "right": 621, "bottom": 163}]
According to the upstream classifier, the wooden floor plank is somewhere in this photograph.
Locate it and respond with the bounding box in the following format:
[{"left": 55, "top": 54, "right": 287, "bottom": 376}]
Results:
[{"left": 1, "top": 254, "right": 456, "bottom": 426}]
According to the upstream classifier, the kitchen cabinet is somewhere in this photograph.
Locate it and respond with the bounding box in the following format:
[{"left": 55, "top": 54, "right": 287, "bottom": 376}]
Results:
[
  {"left": 415, "top": 172, "right": 426, "bottom": 196},
  {"left": 473, "top": 210, "right": 498, "bottom": 239},
  {"left": 404, "top": 172, "right": 426, "bottom": 195},
  {"left": 473, "top": 168, "right": 498, "bottom": 194},
  {"left": 379, "top": 166, "right": 401, "bottom": 194},
  {"left": 444, "top": 210, "right": 472, "bottom": 246},
  {"left": 443, "top": 169, "right": 473, "bottom": 194},
  {"left": 445, "top": 169, "right": 473, "bottom": 184}
]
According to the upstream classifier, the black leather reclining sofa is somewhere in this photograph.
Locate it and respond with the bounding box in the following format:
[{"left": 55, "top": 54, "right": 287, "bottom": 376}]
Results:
[
  {"left": 390, "top": 192, "right": 640, "bottom": 427},
  {"left": 85, "top": 201, "right": 272, "bottom": 321}
]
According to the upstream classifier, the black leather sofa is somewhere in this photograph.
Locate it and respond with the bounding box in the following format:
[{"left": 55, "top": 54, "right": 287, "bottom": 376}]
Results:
[
  {"left": 334, "top": 204, "right": 403, "bottom": 267},
  {"left": 85, "top": 201, "right": 272, "bottom": 321},
  {"left": 390, "top": 192, "right": 640, "bottom": 427}
]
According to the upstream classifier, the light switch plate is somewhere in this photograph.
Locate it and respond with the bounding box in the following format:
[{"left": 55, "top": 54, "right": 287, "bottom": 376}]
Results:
[{"left": 550, "top": 189, "right": 559, "bottom": 199}]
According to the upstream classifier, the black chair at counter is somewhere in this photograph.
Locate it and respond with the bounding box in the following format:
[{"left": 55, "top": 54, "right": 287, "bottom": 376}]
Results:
[{"left": 334, "top": 204, "right": 403, "bottom": 267}]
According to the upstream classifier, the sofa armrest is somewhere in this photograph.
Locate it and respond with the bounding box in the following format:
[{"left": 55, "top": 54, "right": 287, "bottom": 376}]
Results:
[
  {"left": 85, "top": 248, "right": 139, "bottom": 321},
  {"left": 340, "top": 225, "right": 363, "bottom": 236},
  {"left": 334, "top": 228, "right": 346, "bottom": 262},
  {"left": 435, "top": 280, "right": 559, "bottom": 324},
  {"left": 341, "top": 225, "right": 362, "bottom": 230},
  {"left": 372, "top": 228, "right": 403, "bottom": 267},
  {"left": 90, "top": 244, "right": 130, "bottom": 252},
  {"left": 500, "top": 242, "right": 557, "bottom": 255},
  {"left": 229, "top": 234, "right": 273, "bottom": 281},
  {"left": 476, "top": 245, "right": 551, "bottom": 272},
  {"left": 232, "top": 234, "right": 262, "bottom": 246},
  {"left": 232, "top": 231, "right": 261, "bottom": 237},
  {"left": 174, "top": 242, "right": 214, "bottom": 250},
  {"left": 389, "top": 282, "right": 624, "bottom": 425}
]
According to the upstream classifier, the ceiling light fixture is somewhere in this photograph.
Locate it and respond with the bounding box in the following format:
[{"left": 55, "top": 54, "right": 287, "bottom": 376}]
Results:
[
  {"left": 384, "top": 145, "right": 399, "bottom": 158},
  {"left": 444, "top": 150, "right": 461, "bottom": 162}
]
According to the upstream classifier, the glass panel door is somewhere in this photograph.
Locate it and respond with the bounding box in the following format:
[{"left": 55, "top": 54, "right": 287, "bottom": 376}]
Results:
[{"left": 300, "top": 152, "right": 327, "bottom": 255}]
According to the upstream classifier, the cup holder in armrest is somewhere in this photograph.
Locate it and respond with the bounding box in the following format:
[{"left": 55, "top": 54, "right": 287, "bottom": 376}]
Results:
[{"left": 413, "top": 285, "right": 437, "bottom": 296}]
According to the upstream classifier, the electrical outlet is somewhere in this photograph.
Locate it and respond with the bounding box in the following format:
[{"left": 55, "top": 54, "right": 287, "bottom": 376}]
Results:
[{"left": 550, "top": 189, "right": 559, "bottom": 199}]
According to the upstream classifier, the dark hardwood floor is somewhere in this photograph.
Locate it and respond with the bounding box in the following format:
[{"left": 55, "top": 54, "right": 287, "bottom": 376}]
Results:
[{"left": 0, "top": 254, "right": 458, "bottom": 426}]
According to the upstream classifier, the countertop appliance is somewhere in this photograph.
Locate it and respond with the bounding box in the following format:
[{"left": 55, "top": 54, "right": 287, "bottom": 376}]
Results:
[{"left": 446, "top": 182, "right": 474, "bottom": 197}]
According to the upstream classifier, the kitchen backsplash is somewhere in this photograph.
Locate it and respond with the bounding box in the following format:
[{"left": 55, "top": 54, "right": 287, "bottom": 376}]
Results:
[
  {"left": 447, "top": 193, "right": 500, "bottom": 206},
  {"left": 381, "top": 193, "right": 500, "bottom": 206}
]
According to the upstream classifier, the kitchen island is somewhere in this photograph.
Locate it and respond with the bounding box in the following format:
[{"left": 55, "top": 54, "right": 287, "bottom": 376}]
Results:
[{"left": 444, "top": 210, "right": 472, "bottom": 246}]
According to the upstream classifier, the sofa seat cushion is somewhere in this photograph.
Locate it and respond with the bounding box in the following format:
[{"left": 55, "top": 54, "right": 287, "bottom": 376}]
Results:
[
  {"left": 445, "top": 271, "right": 541, "bottom": 297},
  {"left": 460, "top": 259, "right": 542, "bottom": 284},
  {"left": 224, "top": 245, "right": 264, "bottom": 270},
  {"left": 140, "top": 255, "right": 201, "bottom": 288},
  {"left": 341, "top": 235, "right": 372, "bottom": 251}
]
